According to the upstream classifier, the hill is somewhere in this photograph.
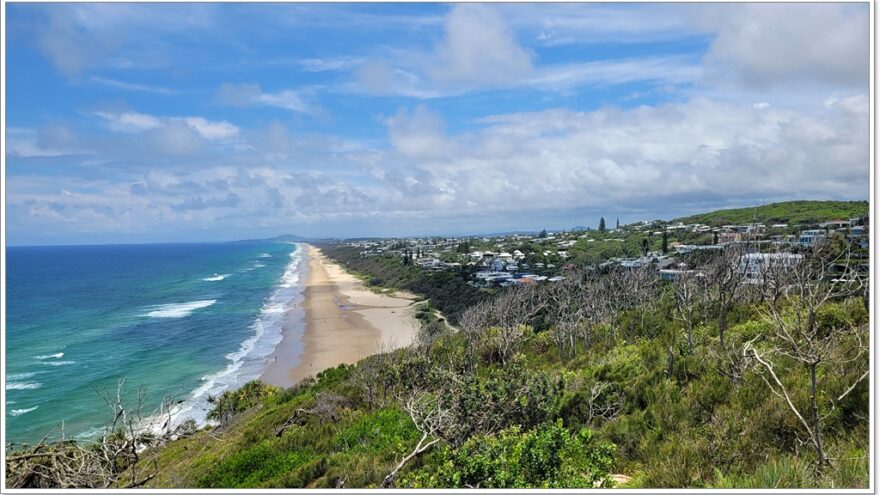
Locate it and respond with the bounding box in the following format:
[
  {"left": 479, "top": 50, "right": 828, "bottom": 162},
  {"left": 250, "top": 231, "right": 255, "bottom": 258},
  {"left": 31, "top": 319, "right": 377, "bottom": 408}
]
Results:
[{"left": 674, "top": 200, "right": 868, "bottom": 226}]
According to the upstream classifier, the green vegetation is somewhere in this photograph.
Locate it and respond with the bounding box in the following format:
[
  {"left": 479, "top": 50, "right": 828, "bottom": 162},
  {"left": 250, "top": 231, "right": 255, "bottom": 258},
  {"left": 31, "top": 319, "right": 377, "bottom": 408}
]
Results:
[{"left": 674, "top": 200, "right": 868, "bottom": 227}]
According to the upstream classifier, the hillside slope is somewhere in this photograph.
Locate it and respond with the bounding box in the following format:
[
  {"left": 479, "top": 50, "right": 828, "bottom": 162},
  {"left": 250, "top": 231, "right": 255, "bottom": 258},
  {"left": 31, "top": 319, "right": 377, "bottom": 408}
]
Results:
[{"left": 674, "top": 200, "right": 868, "bottom": 226}]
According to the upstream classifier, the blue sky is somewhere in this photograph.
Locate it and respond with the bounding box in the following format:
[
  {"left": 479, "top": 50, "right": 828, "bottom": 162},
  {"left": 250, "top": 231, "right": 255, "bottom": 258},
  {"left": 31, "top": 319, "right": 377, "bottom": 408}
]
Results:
[{"left": 5, "top": 3, "right": 870, "bottom": 245}]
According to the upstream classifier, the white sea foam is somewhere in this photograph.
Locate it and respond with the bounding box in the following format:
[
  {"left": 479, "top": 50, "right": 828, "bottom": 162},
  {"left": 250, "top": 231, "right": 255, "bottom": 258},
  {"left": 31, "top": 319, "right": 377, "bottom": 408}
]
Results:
[
  {"left": 258, "top": 253, "right": 271, "bottom": 258},
  {"left": 10, "top": 406, "right": 39, "bottom": 416},
  {"left": 145, "top": 300, "right": 217, "bottom": 318},
  {"left": 7, "top": 382, "right": 42, "bottom": 390},
  {"left": 35, "top": 352, "right": 64, "bottom": 360},
  {"left": 36, "top": 361, "right": 75, "bottom": 366},
  {"left": 203, "top": 274, "right": 231, "bottom": 282},
  {"left": 155, "top": 244, "right": 305, "bottom": 432},
  {"left": 252, "top": 262, "right": 266, "bottom": 268},
  {"left": 8, "top": 372, "right": 39, "bottom": 380}
]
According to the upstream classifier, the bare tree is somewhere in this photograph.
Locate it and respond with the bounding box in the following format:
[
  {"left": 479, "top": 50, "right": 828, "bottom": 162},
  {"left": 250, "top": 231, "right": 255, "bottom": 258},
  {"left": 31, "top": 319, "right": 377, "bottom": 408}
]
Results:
[
  {"left": 744, "top": 245, "right": 869, "bottom": 472},
  {"left": 584, "top": 381, "right": 623, "bottom": 425},
  {"left": 7, "top": 379, "right": 175, "bottom": 488},
  {"left": 672, "top": 270, "right": 706, "bottom": 353},
  {"left": 381, "top": 391, "right": 452, "bottom": 488},
  {"left": 703, "top": 245, "right": 749, "bottom": 348}
]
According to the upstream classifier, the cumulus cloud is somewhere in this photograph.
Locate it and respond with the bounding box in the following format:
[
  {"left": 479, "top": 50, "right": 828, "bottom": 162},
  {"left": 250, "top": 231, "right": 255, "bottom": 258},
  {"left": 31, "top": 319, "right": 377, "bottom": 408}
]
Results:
[
  {"left": 11, "top": 93, "right": 865, "bottom": 241},
  {"left": 382, "top": 105, "right": 458, "bottom": 159},
  {"left": 429, "top": 4, "right": 533, "bottom": 85},
  {"left": 374, "top": 95, "right": 868, "bottom": 216},
  {"left": 691, "top": 3, "right": 868, "bottom": 88}
]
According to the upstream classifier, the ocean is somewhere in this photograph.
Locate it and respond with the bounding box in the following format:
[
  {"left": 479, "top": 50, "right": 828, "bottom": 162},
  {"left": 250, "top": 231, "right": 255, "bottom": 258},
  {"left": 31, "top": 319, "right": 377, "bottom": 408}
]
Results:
[{"left": 5, "top": 241, "right": 305, "bottom": 445}]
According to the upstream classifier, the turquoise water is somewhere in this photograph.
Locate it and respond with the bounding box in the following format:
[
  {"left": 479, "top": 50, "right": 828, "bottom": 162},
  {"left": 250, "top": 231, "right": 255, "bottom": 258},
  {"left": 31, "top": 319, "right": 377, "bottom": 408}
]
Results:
[{"left": 5, "top": 242, "right": 304, "bottom": 445}]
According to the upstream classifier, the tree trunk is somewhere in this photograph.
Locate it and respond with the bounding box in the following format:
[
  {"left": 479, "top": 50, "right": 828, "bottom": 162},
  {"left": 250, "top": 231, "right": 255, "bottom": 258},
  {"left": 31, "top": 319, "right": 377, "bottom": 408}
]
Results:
[
  {"left": 718, "top": 306, "right": 727, "bottom": 349},
  {"left": 809, "top": 363, "right": 826, "bottom": 472},
  {"left": 686, "top": 320, "right": 694, "bottom": 354}
]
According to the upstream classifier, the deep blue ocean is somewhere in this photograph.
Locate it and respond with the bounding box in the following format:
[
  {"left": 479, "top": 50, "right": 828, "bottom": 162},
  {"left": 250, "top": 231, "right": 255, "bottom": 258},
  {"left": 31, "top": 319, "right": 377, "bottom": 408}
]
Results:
[{"left": 5, "top": 241, "right": 304, "bottom": 445}]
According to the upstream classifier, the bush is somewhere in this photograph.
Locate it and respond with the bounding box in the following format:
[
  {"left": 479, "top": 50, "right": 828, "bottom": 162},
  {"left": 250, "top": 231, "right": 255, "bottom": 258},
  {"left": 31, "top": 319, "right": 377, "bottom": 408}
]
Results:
[
  {"left": 403, "top": 419, "right": 615, "bottom": 488},
  {"left": 207, "top": 381, "right": 280, "bottom": 424}
]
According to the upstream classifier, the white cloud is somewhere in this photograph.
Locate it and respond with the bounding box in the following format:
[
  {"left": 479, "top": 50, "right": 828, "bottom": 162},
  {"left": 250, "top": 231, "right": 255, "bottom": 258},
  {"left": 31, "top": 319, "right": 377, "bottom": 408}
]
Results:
[
  {"left": 94, "top": 111, "right": 162, "bottom": 132},
  {"left": 32, "top": 4, "right": 215, "bottom": 76},
  {"left": 257, "top": 90, "right": 309, "bottom": 113},
  {"left": 691, "top": 4, "right": 868, "bottom": 88},
  {"left": 428, "top": 4, "right": 533, "bottom": 86},
  {"left": 348, "top": 5, "right": 702, "bottom": 98},
  {"left": 8, "top": 93, "right": 867, "bottom": 241},
  {"left": 6, "top": 128, "right": 82, "bottom": 158},
  {"left": 374, "top": 95, "right": 868, "bottom": 216},
  {"left": 93, "top": 111, "right": 238, "bottom": 141},
  {"left": 216, "top": 83, "right": 311, "bottom": 113},
  {"left": 382, "top": 106, "right": 458, "bottom": 159},
  {"left": 91, "top": 76, "right": 177, "bottom": 94},
  {"left": 183, "top": 117, "right": 239, "bottom": 140},
  {"left": 524, "top": 56, "right": 701, "bottom": 91},
  {"left": 500, "top": 4, "right": 690, "bottom": 46}
]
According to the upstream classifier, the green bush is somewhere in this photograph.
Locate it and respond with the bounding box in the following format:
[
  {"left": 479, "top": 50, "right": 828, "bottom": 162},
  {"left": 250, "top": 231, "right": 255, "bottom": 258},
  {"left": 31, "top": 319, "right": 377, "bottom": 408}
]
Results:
[
  {"left": 404, "top": 420, "right": 615, "bottom": 488},
  {"left": 207, "top": 380, "right": 280, "bottom": 423}
]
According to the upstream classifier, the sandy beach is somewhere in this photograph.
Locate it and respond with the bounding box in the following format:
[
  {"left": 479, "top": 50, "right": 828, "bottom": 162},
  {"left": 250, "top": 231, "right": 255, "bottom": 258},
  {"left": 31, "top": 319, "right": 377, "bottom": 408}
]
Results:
[{"left": 261, "top": 244, "right": 419, "bottom": 387}]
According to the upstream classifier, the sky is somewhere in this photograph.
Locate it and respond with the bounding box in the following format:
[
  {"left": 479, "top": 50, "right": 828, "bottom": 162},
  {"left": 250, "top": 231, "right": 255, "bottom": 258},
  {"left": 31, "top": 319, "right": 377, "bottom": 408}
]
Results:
[{"left": 4, "top": 2, "right": 871, "bottom": 245}]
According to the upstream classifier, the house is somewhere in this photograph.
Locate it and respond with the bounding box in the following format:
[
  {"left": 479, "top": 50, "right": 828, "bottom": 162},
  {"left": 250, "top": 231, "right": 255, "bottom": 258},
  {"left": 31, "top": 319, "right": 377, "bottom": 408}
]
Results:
[
  {"left": 740, "top": 252, "right": 804, "bottom": 284},
  {"left": 798, "top": 229, "right": 826, "bottom": 247},
  {"left": 820, "top": 219, "right": 850, "bottom": 229},
  {"left": 718, "top": 232, "right": 742, "bottom": 244}
]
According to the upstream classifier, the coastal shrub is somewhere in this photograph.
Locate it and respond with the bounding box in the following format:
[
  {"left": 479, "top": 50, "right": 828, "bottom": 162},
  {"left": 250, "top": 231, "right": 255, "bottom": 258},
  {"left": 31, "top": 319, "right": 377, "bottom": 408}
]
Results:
[
  {"left": 403, "top": 420, "right": 615, "bottom": 488},
  {"left": 207, "top": 380, "right": 279, "bottom": 424}
]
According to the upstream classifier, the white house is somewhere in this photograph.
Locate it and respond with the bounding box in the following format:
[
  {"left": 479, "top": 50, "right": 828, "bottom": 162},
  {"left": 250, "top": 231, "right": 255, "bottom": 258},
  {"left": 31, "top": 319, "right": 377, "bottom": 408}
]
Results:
[
  {"left": 740, "top": 252, "right": 804, "bottom": 284},
  {"left": 798, "top": 230, "right": 826, "bottom": 247}
]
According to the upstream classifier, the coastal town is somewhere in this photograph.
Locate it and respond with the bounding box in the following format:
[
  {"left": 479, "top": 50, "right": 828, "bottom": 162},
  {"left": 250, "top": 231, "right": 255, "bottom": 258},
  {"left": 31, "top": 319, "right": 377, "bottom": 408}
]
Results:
[{"left": 340, "top": 214, "right": 870, "bottom": 288}]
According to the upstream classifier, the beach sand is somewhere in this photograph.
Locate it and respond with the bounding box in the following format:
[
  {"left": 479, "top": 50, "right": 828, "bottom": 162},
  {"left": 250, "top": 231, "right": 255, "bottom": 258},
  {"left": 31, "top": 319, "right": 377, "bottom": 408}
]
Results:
[{"left": 261, "top": 244, "right": 419, "bottom": 387}]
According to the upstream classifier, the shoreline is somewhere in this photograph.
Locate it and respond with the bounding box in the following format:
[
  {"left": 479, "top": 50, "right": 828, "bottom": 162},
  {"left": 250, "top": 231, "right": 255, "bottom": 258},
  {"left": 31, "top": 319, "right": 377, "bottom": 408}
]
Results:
[{"left": 260, "top": 244, "right": 419, "bottom": 387}]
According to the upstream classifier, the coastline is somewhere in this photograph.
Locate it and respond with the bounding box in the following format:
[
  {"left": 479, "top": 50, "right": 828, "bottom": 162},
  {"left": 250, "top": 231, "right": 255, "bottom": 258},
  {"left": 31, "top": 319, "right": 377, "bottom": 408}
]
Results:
[{"left": 261, "top": 244, "right": 419, "bottom": 387}]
